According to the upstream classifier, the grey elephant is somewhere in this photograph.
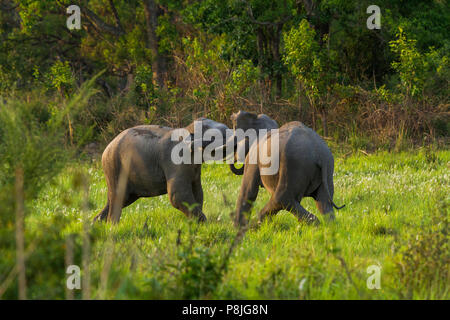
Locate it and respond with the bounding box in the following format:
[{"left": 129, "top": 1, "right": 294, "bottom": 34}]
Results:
[
  {"left": 94, "top": 118, "right": 229, "bottom": 223},
  {"left": 228, "top": 111, "right": 344, "bottom": 226},
  {"left": 228, "top": 111, "right": 278, "bottom": 175}
]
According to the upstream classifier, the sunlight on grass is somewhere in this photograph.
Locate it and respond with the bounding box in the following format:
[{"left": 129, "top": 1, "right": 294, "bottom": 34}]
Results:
[{"left": 21, "top": 150, "right": 450, "bottom": 299}]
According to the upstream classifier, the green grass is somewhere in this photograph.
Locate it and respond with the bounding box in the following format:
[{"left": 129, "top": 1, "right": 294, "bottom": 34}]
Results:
[{"left": 16, "top": 149, "right": 450, "bottom": 299}]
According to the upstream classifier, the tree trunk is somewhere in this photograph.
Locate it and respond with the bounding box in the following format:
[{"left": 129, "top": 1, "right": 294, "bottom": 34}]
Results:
[
  {"left": 256, "top": 27, "right": 266, "bottom": 111},
  {"left": 123, "top": 73, "right": 134, "bottom": 93},
  {"left": 297, "top": 82, "right": 304, "bottom": 120},
  {"left": 271, "top": 25, "right": 282, "bottom": 99},
  {"left": 143, "top": 0, "right": 167, "bottom": 90},
  {"left": 320, "top": 109, "right": 328, "bottom": 137},
  {"left": 312, "top": 108, "right": 316, "bottom": 131}
]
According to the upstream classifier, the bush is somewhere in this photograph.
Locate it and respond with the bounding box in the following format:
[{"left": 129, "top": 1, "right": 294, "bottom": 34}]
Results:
[
  {"left": 0, "top": 77, "right": 98, "bottom": 298},
  {"left": 394, "top": 193, "right": 449, "bottom": 299},
  {"left": 390, "top": 28, "right": 450, "bottom": 99}
]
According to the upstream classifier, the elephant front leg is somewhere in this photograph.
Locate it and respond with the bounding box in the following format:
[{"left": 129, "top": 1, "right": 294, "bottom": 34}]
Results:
[
  {"left": 235, "top": 164, "right": 260, "bottom": 227},
  {"left": 192, "top": 179, "right": 204, "bottom": 212},
  {"left": 168, "top": 179, "right": 206, "bottom": 222}
]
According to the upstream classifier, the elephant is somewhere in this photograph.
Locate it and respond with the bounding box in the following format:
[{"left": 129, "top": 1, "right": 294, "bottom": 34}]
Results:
[
  {"left": 228, "top": 111, "right": 278, "bottom": 175},
  {"left": 94, "top": 118, "right": 229, "bottom": 223},
  {"left": 228, "top": 111, "right": 344, "bottom": 226}
]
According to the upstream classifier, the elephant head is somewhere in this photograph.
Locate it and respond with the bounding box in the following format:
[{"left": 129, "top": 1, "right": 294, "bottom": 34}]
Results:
[
  {"left": 181, "top": 117, "right": 230, "bottom": 163},
  {"left": 227, "top": 111, "right": 278, "bottom": 175}
]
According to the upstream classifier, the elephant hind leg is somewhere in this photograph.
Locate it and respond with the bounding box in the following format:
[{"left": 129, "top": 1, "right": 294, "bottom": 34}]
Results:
[
  {"left": 267, "top": 189, "right": 319, "bottom": 225},
  {"left": 275, "top": 192, "right": 319, "bottom": 225},
  {"left": 290, "top": 202, "right": 320, "bottom": 225},
  {"left": 314, "top": 184, "right": 335, "bottom": 221},
  {"left": 108, "top": 192, "right": 139, "bottom": 223}
]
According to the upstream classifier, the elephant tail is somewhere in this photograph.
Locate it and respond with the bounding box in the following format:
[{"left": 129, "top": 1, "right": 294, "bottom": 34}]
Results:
[{"left": 321, "top": 162, "right": 345, "bottom": 210}]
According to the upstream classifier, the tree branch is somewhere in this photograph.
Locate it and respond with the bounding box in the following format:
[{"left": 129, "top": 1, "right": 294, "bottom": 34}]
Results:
[
  {"left": 108, "top": 0, "right": 124, "bottom": 33},
  {"left": 80, "top": 6, "right": 125, "bottom": 36},
  {"left": 0, "top": 0, "right": 18, "bottom": 11},
  {"left": 243, "top": 0, "right": 291, "bottom": 26}
]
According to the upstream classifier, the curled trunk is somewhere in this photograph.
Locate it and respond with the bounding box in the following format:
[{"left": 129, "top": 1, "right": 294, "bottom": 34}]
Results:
[{"left": 229, "top": 163, "right": 244, "bottom": 175}]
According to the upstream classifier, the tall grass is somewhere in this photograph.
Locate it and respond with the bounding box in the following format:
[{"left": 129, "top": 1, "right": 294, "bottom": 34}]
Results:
[
  {"left": 0, "top": 75, "right": 99, "bottom": 299},
  {"left": 1, "top": 148, "right": 446, "bottom": 299}
]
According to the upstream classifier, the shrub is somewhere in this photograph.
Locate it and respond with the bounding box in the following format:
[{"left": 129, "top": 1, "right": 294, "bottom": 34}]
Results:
[
  {"left": 394, "top": 193, "right": 449, "bottom": 299},
  {"left": 390, "top": 28, "right": 449, "bottom": 99},
  {"left": 0, "top": 77, "right": 98, "bottom": 298},
  {"left": 283, "top": 19, "right": 338, "bottom": 135}
]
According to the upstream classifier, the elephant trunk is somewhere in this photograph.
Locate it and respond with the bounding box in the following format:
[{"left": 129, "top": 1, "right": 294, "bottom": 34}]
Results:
[
  {"left": 229, "top": 163, "right": 244, "bottom": 175},
  {"left": 226, "top": 134, "right": 247, "bottom": 176}
]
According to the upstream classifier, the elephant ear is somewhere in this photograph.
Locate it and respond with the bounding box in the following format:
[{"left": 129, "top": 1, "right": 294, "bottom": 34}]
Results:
[
  {"left": 181, "top": 134, "right": 207, "bottom": 155},
  {"left": 185, "top": 117, "right": 206, "bottom": 134}
]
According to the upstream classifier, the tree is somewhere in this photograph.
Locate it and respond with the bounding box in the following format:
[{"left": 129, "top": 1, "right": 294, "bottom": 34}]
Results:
[
  {"left": 283, "top": 19, "right": 335, "bottom": 136},
  {"left": 143, "top": 0, "right": 167, "bottom": 89},
  {"left": 182, "top": 0, "right": 295, "bottom": 103}
]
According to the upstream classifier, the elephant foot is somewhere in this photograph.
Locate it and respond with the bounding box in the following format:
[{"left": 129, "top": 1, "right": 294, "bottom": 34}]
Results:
[
  {"left": 256, "top": 217, "right": 267, "bottom": 227},
  {"left": 257, "top": 212, "right": 277, "bottom": 226},
  {"left": 196, "top": 213, "right": 207, "bottom": 223},
  {"left": 305, "top": 214, "right": 320, "bottom": 226},
  {"left": 93, "top": 203, "right": 109, "bottom": 223},
  {"left": 92, "top": 213, "right": 106, "bottom": 223},
  {"left": 234, "top": 217, "right": 248, "bottom": 229},
  {"left": 290, "top": 202, "right": 320, "bottom": 226},
  {"left": 93, "top": 214, "right": 102, "bottom": 223},
  {"left": 324, "top": 212, "right": 336, "bottom": 222},
  {"left": 93, "top": 211, "right": 108, "bottom": 223},
  {"left": 295, "top": 212, "right": 320, "bottom": 226}
]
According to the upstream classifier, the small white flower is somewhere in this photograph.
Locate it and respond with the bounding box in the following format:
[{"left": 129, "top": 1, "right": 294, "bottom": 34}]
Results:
[{"left": 299, "top": 278, "right": 307, "bottom": 291}]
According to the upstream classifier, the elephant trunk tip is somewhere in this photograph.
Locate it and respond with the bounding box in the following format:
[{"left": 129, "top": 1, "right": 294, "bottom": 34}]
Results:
[
  {"left": 333, "top": 203, "right": 345, "bottom": 210},
  {"left": 229, "top": 163, "right": 244, "bottom": 175}
]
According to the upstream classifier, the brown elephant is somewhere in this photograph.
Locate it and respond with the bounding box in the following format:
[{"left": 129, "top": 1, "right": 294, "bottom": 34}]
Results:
[
  {"left": 228, "top": 111, "right": 344, "bottom": 226},
  {"left": 94, "top": 118, "right": 229, "bottom": 223}
]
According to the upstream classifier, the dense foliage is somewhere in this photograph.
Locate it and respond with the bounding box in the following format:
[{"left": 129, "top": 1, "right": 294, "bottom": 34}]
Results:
[{"left": 0, "top": 0, "right": 448, "bottom": 142}]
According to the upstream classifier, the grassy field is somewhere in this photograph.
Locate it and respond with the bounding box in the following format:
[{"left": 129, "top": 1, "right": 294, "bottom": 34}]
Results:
[{"left": 10, "top": 148, "right": 450, "bottom": 299}]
